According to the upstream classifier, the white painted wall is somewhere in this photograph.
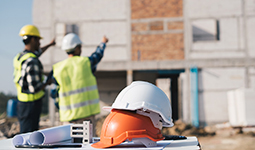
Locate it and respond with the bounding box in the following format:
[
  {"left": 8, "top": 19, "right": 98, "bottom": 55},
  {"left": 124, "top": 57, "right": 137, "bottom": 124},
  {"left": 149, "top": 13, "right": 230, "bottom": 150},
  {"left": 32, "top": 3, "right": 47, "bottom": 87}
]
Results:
[
  {"left": 185, "top": 0, "right": 255, "bottom": 125},
  {"left": 80, "top": 22, "right": 127, "bottom": 46},
  {"left": 246, "top": 17, "right": 255, "bottom": 57},
  {"left": 192, "top": 18, "right": 243, "bottom": 51},
  {"left": 198, "top": 68, "right": 245, "bottom": 90},
  {"left": 186, "top": 0, "right": 242, "bottom": 18},
  {"left": 186, "top": 0, "right": 246, "bottom": 59},
  {"left": 33, "top": 0, "right": 52, "bottom": 28},
  {"left": 33, "top": 0, "right": 130, "bottom": 70},
  {"left": 198, "top": 68, "right": 246, "bottom": 124},
  {"left": 245, "top": 0, "right": 255, "bottom": 16},
  {"left": 54, "top": 0, "right": 127, "bottom": 21},
  {"left": 187, "top": 0, "right": 255, "bottom": 60},
  {"left": 180, "top": 72, "right": 190, "bottom": 123},
  {"left": 199, "top": 91, "right": 229, "bottom": 124},
  {"left": 249, "top": 67, "right": 255, "bottom": 88}
]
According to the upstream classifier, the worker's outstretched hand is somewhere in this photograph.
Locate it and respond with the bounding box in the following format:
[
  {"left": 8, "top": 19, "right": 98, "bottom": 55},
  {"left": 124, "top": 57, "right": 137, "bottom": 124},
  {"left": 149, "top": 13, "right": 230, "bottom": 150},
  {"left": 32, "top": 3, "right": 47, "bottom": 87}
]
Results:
[
  {"left": 50, "top": 38, "right": 56, "bottom": 46},
  {"left": 102, "top": 36, "right": 109, "bottom": 44},
  {"left": 40, "top": 38, "right": 56, "bottom": 53}
]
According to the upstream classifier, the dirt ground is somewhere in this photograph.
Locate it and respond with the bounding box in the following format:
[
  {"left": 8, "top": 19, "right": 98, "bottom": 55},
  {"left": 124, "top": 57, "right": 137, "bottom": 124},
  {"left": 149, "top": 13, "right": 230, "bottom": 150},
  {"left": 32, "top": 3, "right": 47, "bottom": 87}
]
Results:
[
  {"left": 198, "top": 134, "right": 255, "bottom": 150},
  {"left": 161, "top": 120, "right": 255, "bottom": 150}
]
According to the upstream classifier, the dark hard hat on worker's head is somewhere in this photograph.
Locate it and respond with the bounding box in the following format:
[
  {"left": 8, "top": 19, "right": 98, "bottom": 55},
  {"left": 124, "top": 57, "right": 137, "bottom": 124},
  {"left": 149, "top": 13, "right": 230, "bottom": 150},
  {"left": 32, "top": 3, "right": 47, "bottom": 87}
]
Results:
[{"left": 19, "top": 25, "right": 43, "bottom": 39}]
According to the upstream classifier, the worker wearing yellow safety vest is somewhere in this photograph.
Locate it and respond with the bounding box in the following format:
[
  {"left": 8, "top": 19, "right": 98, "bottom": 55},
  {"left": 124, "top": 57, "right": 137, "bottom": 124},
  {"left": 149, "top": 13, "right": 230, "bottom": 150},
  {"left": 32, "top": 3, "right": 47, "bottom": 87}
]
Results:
[
  {"left": 48, "top": 33, "right": 108, "bottom": 131},
  {"left": 13, "top": 25, "right": 55, "bottom": 133}
]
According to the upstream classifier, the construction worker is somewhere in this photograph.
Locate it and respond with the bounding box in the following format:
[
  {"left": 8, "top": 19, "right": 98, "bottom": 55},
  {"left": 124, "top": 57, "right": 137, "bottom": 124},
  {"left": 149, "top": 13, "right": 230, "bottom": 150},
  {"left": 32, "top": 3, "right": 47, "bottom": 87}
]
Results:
[
  {"left": 13, "top": 25, "right": 55, "bottom": 133},
  {"left": 49, "top": 33, "right": 108, "bottom": 131}
]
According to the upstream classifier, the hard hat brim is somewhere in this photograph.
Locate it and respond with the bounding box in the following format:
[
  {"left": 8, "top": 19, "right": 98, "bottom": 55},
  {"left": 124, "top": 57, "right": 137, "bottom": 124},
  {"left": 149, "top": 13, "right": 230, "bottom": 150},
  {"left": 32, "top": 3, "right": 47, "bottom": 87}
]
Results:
[
  {"left": 21, "top": 35, "right": 43, "bottom": 39},
  {"left": 91, "top": 141, "right": 109, "bottom": 149},
  {"left": 102, "top": 106, "right": 174, "bottom": 127}
]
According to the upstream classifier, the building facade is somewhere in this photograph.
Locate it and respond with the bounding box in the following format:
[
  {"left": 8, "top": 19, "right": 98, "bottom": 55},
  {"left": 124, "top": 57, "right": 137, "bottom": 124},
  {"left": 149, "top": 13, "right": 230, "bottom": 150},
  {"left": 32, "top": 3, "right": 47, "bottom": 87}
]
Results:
[{"left": 34, "top": 0, "right": 255, "bottom": 126}]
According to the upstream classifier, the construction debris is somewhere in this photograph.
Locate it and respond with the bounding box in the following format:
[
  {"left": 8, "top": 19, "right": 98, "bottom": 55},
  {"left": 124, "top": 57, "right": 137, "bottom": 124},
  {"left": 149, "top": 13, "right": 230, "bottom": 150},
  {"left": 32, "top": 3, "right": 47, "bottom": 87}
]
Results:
[{"left": 0, "top": 113, "right": 19, "bottom": 139}]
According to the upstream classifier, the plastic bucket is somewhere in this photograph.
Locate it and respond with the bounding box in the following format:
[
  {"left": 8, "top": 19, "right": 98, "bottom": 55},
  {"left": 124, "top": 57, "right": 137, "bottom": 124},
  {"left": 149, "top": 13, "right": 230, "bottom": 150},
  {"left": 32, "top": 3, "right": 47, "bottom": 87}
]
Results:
[{"left": 7, "top": 99, "right": 18, "bottom": 117}]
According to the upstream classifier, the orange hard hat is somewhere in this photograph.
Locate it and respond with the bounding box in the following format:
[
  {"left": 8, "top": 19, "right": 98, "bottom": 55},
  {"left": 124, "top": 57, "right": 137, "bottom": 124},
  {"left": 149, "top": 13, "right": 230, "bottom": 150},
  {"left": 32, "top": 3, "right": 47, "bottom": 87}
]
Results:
[{"left": 92, "top": 109, "right": 164, "bottom": 148}]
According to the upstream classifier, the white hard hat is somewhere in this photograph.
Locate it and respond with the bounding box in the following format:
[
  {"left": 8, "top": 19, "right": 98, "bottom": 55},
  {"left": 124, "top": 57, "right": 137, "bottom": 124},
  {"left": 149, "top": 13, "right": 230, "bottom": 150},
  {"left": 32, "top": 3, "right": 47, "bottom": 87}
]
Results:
[
  {"left": 103, "top": 81, "right": 174, "bottom": 127},
  {"left": 61, "top": 33, "right": 82, "bottom": 52}
]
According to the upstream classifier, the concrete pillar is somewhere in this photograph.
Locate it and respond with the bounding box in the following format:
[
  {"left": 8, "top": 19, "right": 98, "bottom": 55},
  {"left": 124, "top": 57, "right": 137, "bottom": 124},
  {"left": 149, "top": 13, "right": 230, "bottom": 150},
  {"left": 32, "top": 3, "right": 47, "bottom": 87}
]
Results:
[
  {"left": 126, "top": 70, "right": 133, "bottom": 85},
  {"left": 47, "top": 87, "right": 55, "bottom": 126},
  {"left": 182, "top": 69, "right": 191, "bottom": 124}
]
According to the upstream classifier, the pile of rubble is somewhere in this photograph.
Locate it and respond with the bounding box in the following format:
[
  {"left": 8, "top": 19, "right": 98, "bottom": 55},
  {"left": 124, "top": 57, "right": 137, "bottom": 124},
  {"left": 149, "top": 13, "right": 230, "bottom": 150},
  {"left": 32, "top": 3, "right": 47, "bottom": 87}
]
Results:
[
  {"left": 161, "top": 120, "right": 216, "bottom": 136},
  {"left": 0, "top": 113, "right": 19, "bottom": 140},
  {"left": 162, "top": 120, "right": 255, "bottom": 138}
]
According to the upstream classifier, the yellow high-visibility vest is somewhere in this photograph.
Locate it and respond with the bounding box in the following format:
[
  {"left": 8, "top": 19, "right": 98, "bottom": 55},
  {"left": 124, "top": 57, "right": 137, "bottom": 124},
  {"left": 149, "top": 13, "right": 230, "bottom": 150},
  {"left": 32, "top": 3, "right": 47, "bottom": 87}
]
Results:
[
  {"left": 53, "top": 56, "right": 100, "bottom": 122},
  {"left": 13, "top": 52, "right": 45, "bottom": 102}
]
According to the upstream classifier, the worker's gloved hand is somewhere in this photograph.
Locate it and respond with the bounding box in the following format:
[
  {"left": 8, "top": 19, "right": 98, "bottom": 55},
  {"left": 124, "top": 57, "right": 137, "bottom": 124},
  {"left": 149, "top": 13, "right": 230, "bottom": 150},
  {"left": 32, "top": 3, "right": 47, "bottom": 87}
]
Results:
[
  {"left": 50, "top": 89, "right": 59, "bottom": 109},
  {"left": 54, "top": 100, "right": 59, "bottom": 109},
  {"left": 50, "top": 89, "right": 58, "bottom": 99}
]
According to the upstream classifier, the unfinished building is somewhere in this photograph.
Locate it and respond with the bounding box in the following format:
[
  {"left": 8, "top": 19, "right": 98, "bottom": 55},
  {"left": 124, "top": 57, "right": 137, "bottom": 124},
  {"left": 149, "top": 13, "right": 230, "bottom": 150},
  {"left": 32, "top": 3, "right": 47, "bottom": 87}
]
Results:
[{"left": 33, "top": 0, "right": 255, "bottom": 127}]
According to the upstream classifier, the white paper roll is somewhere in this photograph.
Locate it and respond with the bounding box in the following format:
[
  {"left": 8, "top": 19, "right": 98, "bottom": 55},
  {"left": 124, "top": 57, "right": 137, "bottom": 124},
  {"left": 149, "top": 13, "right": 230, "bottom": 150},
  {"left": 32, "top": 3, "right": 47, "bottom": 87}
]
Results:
[
  {"left": 12, "top": 133, "right": 31, "bottom": 146},
  {"left": 29, "top": 124, "right": 71, "bottom": 145}
]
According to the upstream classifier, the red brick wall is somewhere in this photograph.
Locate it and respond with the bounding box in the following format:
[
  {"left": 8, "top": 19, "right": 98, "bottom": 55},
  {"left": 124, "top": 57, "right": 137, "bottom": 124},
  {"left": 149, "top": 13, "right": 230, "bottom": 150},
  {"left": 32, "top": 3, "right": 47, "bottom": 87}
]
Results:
[
  {"left": 131, "top": 22, "right": 148, "bottom": 32},
  {"left": 149, "top": 21, "right": 164, "bottom": 31},
  {"left": 131, "top": 0, "right": 184, "bottom": 61},
  {"left": 132, "top": 34, "right": 184, "bottom": 61},
  {"left": 168, "top": 22, "right": 184, "bottom": 30},
  {"left": 131, "top": 0, "right": 183, "bottom": 19}
]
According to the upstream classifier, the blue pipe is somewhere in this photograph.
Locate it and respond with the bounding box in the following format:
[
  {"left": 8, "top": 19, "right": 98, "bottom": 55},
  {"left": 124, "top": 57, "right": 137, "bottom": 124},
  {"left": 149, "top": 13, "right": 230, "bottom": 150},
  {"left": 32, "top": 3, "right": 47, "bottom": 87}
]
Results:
[{"left": 190, "top": 67, "right": 199, "bottom": 128}]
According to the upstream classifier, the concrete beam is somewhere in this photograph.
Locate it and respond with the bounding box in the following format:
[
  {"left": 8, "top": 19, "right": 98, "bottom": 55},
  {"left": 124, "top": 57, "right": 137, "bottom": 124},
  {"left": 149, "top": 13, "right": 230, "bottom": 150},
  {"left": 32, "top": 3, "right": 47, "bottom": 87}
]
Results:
[
  {"left": 97, "top": 58, "right": 255, "bottom": 71},
  {"left": 43, "top": 58, "right": 255, "bottom": 73}
]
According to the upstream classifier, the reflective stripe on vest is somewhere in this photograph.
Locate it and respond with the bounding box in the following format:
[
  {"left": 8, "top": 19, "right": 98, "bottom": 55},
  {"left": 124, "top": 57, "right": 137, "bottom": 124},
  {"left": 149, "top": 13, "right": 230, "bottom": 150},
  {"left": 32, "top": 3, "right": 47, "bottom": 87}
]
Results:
[
  {"left": 59, "top": 98, "right": 99, "bottom": 111},
  {"left": 59, "top": 85, "right": 97, "bottom": 98},
  {"left": 53, "top": 56, "right": 100, "bottom": 122},
  {"left": 13, "top": 52, "right": 45, "bottom": 102}
]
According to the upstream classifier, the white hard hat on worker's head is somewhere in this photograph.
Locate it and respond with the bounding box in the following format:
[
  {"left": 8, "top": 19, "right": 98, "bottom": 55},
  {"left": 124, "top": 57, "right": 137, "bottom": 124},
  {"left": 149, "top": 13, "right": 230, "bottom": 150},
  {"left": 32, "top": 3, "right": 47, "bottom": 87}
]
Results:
[
  {"left": 61, "top": 33, "right": 82, "bottom": 52},
  {"left": 103, "top": 81, "right": 174, "bottom": 127}
]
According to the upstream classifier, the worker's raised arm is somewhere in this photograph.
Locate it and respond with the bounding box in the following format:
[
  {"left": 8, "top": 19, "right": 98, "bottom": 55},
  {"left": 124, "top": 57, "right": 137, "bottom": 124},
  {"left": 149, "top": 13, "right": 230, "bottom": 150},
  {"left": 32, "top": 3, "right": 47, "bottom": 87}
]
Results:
[
  {"left": 89, "top": 36, "right": 109, "bottom": 73},
  {"left": 40, "top": 38, "right": 56, "bottom": 54}
]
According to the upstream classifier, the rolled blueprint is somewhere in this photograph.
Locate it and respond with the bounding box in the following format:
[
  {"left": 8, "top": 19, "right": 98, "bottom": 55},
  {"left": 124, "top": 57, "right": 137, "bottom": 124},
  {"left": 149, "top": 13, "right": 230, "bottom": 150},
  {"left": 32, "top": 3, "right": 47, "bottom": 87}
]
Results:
[
  {"left": 29, "top": 124, "right": 71, "bottom": 145},
  {"left": 12, "top": 133, "right": 32, "bottom": 146}
]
